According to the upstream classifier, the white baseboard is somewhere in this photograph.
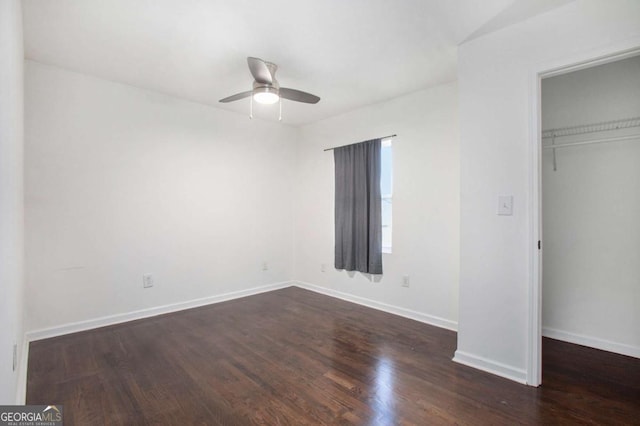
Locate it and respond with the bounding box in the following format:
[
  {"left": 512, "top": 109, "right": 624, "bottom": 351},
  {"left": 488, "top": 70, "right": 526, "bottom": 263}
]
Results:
[
  {"left": 453, "top": 350, "right": 527, "bottom": 385},
  {"left": 26, "top": 281, "right": 294, "bottom": 342},
  {"left": 543, "top": 327, "right": 640, "bottom": 359},
  {"left": 293, "top": 280, "right": 458, "bottom": 331}
]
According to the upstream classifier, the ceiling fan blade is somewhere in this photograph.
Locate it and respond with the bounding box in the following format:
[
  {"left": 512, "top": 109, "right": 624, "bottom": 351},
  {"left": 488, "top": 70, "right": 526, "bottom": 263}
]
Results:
[
  {"left": 219, "top": 91, "right": 252, "bottom": 103},
  {"left": 247, "top": 57, "right": 273, "bottom": 84},
  {"left": 279, "top": 88, "right": 320, "bottom": 104}
]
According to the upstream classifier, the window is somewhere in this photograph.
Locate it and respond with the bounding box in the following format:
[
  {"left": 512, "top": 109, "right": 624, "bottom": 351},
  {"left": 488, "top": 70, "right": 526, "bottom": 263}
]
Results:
[{"left": 381, "top": 138, "right": 393, "bottom": 253}]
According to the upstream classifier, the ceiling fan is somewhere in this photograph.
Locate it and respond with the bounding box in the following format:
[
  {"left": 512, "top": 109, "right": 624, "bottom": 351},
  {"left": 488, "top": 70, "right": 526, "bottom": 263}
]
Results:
[{"left": 219, "top": 57, "right": 320, "bottom": 120}]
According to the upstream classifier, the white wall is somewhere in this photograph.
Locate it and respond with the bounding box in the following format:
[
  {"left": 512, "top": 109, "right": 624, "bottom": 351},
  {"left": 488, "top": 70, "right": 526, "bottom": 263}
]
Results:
[
  {"left": 0, "top": 0, "right": 25, "bottom": 404},
  {"left": 294, "top": 82, "right": 459, "bottom": 330},
  {"left": 457, "top": 0, "right": 640, "bottom": 384},
  {"left": 541, "top": 55, "right": 640, "bottom": 356},
  {"left": 542, "top": 55, "right": 640, "bottom": 129},
  {"left": 25, "top": 61, "right": 297, "bottom": 333}
]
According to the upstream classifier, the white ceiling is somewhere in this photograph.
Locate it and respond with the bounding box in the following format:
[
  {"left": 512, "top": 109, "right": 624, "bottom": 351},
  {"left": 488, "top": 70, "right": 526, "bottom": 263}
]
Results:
[{"left": 22, "top": 0, "right": 574, "bottom": 126}]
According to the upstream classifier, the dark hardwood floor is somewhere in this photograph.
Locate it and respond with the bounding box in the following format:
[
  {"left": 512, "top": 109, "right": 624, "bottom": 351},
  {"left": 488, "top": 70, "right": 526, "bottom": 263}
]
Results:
[{"left": 27, "top": 287, "right": 640, "bottom": 425}]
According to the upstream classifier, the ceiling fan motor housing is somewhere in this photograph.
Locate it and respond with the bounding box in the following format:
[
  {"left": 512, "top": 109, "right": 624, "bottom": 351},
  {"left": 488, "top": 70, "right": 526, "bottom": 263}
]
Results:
[{"left": 252, "top": 60, "right": 278, "bottom": 93}]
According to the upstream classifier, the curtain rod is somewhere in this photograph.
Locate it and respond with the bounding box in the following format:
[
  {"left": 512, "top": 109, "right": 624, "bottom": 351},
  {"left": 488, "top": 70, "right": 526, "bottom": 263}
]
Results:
[{"left": 323, "top": 134, "right": 397, "bottom": 152}]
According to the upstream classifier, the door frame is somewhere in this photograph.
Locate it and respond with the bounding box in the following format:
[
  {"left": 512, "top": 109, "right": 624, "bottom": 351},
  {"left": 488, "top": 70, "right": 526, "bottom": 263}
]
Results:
[{"left": 526, "top": 40, "right": 640, "bottom": 386}]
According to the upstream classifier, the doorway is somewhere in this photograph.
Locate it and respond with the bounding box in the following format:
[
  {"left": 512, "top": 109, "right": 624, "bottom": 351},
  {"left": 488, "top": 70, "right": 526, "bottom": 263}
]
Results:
[{"left": 530, "top": 48, "right": 640, "bottom": 386}]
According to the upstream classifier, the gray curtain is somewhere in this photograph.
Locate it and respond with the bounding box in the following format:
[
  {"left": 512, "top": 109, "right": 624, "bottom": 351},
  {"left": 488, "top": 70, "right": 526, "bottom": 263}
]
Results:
[{"left": 334, "top": 138, "right": 383, "bottom": 274}]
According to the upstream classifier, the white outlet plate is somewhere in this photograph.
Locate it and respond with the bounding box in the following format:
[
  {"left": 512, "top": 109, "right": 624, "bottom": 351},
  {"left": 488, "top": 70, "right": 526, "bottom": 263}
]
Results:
[
  {"left": 402, "top": 275, "right": 410, "bottom": 287},
  {"left": 321, "top": 263, "right": 326, "bottom": 272},
  {"left": 262, "top": 261, "right": 268, "bottom": 271},
  {"left": 143, "top": 273, "right": 153, "bottom": 288}
]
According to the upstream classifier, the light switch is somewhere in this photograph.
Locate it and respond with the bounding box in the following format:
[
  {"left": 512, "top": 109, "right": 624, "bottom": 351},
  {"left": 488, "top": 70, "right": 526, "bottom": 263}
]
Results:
[{"left": 498, "top": 196, "right": 513, "bottom": 216}]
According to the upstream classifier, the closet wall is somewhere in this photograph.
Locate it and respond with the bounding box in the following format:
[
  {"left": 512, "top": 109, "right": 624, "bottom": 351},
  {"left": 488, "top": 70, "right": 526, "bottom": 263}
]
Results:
[{"left": 541, "top": 55, "right": 640, "bottom": 357}]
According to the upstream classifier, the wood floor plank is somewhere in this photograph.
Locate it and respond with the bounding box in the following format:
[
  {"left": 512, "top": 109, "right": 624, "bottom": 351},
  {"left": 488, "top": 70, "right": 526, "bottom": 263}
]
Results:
[{"left": 27, "top": 287, "right": 640, "bottom": 425}]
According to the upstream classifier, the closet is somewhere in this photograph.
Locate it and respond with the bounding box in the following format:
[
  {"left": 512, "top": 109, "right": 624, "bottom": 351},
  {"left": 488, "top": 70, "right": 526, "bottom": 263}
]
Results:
[{"left": 541, "top": 55, "right": 640, "bottom": 358}]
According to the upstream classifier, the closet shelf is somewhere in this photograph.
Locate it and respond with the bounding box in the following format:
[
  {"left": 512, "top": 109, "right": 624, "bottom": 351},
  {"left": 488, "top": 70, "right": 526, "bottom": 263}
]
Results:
[
  {"left": 542, "top": 116, "right": 640, "bottom": 139},
  {"left": 541, "top": 116, "right": 640, "bottom": 171}
]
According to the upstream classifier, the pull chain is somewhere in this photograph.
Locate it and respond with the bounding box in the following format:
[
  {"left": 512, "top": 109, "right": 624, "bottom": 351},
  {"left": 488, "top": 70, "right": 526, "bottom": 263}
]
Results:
[{"left": 248, "top": 94, "right": 283, "bottom": 121}]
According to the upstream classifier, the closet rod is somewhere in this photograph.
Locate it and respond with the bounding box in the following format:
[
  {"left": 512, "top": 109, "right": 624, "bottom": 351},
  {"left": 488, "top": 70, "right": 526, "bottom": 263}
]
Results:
[{"left": 542, "top": 133, "right": 640, "bottom": 150}]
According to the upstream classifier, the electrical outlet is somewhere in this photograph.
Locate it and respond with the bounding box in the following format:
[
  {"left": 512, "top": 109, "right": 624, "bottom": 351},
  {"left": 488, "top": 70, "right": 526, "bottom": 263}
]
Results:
[
  {"left": 143, "top": 273, "right": 153, "bottom": 288},
  {"left": 12, "top": 344, "right": 17, "bottom": 372},
  {"left": 262, "top": 261, "right": 268, "bottom": 271},
  {"left": 402, "top": 275, "right": 410, "bottom": 287},
  {"left": 321, "top": 263, "right": 326, "bottom": 272}
]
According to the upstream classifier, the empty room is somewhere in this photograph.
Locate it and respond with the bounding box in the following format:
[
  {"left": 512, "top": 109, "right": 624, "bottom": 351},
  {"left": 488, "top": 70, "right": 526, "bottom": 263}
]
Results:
[{"left": 1, "top": 0, "right": 639, "bottom": 424}]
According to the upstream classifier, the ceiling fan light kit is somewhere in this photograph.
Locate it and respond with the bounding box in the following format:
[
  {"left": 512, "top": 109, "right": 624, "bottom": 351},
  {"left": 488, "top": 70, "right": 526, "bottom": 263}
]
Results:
[
  {"left": 220, "top": 57, "right": 320, "bottom": 121},
  {"left": 253, "top": 86, "right": 279, "bottom": 104}
]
